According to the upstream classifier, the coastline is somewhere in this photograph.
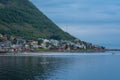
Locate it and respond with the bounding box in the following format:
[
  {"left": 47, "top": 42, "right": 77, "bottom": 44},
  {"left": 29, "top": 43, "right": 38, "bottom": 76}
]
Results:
[
  {"left": 0, "top": 51, "right": 114, "bottom": 57},
  {"left": 0, "top": 49, "right": 119, "bottom": 56},
  {"left": 0, "top": 53, "right": 115, "bottom": 57}
]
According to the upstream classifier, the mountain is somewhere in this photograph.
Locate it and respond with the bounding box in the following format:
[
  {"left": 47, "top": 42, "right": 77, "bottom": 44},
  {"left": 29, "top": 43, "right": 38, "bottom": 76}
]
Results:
[{"left": 0, "top": 0, "right": 75, "bottom": 40}]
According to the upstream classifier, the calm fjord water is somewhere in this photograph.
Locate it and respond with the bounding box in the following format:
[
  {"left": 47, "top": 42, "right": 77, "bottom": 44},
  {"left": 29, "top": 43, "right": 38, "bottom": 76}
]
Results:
[{"left": 0, "top": 53, "right": 120, "bottom": 80}]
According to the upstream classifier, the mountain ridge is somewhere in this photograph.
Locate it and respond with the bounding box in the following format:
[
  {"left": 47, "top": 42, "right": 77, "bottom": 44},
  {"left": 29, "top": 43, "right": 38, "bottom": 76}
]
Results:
[{"left": 0, "top": 0, "right": 75, "bottom": 40}]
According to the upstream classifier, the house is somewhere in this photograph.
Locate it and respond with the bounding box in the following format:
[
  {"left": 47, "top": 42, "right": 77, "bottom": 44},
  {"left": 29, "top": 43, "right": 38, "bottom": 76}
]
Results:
[{"left": 0, "top": 34, "right": 3, "bottom": 38}]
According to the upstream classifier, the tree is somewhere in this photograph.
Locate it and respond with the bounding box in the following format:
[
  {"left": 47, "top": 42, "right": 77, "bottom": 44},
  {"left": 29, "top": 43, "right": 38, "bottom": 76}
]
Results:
[
  {"left": 12, "top": 38, "right": 17, "bottom": 44},
  {"left": 0, "top": 37, "right": 2, "bottom": 42},
  {"left": 38, "top": 39, "right": 43, "bottom": 45}
]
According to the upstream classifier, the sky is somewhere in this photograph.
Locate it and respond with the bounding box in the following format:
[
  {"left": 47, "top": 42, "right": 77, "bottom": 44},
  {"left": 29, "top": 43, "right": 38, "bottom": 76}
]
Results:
[{"left": 30, "top": 0, "right": 120, "bottom": 49}]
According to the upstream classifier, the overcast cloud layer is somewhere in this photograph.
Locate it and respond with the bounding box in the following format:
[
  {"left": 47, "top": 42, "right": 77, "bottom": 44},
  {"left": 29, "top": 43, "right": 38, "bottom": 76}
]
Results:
[{"left": 31, "top": 0, "right": 120, "bottom": 48}]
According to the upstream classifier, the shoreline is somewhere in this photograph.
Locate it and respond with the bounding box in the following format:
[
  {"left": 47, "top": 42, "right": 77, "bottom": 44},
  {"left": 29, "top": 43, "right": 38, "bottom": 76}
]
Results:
[
  {"left": 0, "top": 51, "right": 117, "bottom": 56},
  {"left": 0, "top": 49, "right": 119, "bottom": 56},
  {"left": 0, "top": 53, "right": 111, "bottom": 56},
  {"left": 0, "top": 50, "right": 106, "bottom": 54}
]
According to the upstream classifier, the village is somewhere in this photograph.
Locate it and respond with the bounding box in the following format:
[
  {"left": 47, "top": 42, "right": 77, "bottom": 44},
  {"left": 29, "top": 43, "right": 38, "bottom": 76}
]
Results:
[{"left": 0, "top": 33, "right": 104, "bottom": 53}]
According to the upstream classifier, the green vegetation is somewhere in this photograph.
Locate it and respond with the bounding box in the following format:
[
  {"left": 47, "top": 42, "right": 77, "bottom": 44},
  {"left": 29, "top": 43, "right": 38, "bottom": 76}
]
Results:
[
  {"left": 34, "top": 48, "right": 49, "bottom": 52},
  {"left": 0, "top": 0, "right": 75, "bottom": 40}
]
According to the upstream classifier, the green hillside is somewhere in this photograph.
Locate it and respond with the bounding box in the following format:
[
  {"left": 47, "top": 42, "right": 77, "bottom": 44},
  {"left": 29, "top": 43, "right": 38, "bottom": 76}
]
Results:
[{"left": 0, "top": 0, "right": 75, "bottom": 40}]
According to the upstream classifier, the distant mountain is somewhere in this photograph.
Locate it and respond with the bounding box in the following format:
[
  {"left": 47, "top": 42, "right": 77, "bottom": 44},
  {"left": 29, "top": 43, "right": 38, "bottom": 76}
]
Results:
[{"left": 0, "top": 0, "right": 75, "bottom": 40}]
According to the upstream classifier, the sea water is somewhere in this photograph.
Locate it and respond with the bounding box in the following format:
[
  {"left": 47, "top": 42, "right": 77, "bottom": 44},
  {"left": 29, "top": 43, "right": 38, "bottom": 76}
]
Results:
[{"left": 0, "top": 52, "right": 120, "bottom": 80}]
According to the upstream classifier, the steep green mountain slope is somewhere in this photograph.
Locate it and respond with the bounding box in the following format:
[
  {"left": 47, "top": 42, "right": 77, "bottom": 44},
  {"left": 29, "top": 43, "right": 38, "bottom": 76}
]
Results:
[{"left": 0, "top": 0, "right": 75, "bottom": 40}]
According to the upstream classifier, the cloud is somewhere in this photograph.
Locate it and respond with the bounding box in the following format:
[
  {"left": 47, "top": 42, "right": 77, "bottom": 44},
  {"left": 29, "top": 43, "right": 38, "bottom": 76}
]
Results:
[{"left": 60, "top": 24, "right": 120, "bottom": 36}]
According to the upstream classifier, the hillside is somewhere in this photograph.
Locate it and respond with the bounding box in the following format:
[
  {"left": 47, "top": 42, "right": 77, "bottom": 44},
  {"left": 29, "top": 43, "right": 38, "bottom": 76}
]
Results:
[{"left": 0, "top": 0, "right": 75, "bottom": 40}]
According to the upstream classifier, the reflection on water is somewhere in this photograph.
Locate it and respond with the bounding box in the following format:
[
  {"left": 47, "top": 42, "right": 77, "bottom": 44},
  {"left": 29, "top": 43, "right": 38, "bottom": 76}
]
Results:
[{"left": 0, "top": 54, "right": 120, "bottom": 80}]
